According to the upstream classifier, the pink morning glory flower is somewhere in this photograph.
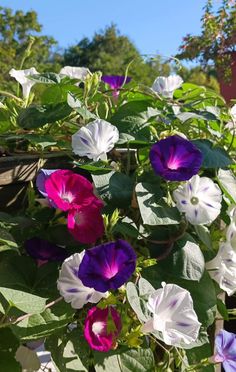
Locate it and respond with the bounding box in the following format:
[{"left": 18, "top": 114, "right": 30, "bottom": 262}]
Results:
[
  {"left": 101, "top": 75, "right": 131, "bottom": 98},
  {"left": 78, "top": 240, "right": 137, "bottom": 292},
  {"left": 44, "top": 169, "right": 100, "bottom": 212},
  {"left": 84, "top": 306, "right": 122, "bottom": 352},
  {"left": 149, "top": 135, "right": 203, "bottom": 181},
  {"left": 214, "top": 330, "right": 236, "bottom": 371},
  {"left": 67, "top": 202, "right": 104, "bottom": 244}
]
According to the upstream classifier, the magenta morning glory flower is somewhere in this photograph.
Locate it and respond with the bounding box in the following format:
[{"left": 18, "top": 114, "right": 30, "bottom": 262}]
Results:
[
  {"left": 78, "top": 240, "right": 136, "bottom": 292},
  {"left": 25, "top": 237, "right": 68, "bottom": 265},
  {"left": 149, "top": 135, "right": 203, "bottom": 181},
  {"left": 67, "top": 203, "right": 104, "bottom": 244},
  {"left": 44, "top": 169, "right": 102, "bottom": 212},
  {"left": 84, "top": 306, "right": 122, "bottom": 352},
  {"left": 214, "top": 330, "right": 236, "bottom": 371},
  {"left": 101, "top": 75, "right": 131, "bottom": 98}
]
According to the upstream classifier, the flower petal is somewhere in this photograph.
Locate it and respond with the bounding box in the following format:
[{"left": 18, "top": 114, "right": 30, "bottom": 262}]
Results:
[
  {"left": 173, "top": 175, "right": 222, "bottom": 225},
  {"left": 143, "top": 283, "right": 201, "bottom": 347},
  {"left": 67, "top": 203, "right": 104, "bottom": 244},
  {"left": 72, "top": 119, "right": 119, "bottom": 161},
  {"left": 152, "top": 75, "right": 183, "bottom": 98},
  {"left": 44, "top": 169, "right": 95, "bottom": 211},
  {"left": 9, "top": 67, "right": 38, "bottom": 98},
  {"left": 78, "top": 240, "right": 136, "bottom": 292},
  {"left": 57, "top": 252, "right": 107, "bottom": 309},
  {"left": 60, "top": 66, "right": 90, "bottom": 81},
  {"left": 150, "top": 136, "right": 202, "bottom": 181}
]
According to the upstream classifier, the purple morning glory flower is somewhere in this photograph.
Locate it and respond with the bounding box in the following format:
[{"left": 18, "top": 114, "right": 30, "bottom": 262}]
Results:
[
  {"left": 25, "top": 237, "right": 68, "bottom": 263},
  {"left": 149, "top": 135, "right": 203, "bottom": 181},
  {"left": 101, "top": 75, "right": 131, "bottom": 98},
  {"left": 36, "top": 168, "right": 58, "bottom": 199},
  {"left": 214, "top": 330, "right": 236, "bottom": 371},
  {"left": 78, "top": 239, "right": 136, "bottom": 292}
]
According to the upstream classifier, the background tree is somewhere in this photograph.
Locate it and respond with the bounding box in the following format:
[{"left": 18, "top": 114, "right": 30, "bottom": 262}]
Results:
[
  {"left": 0, "top": 6, "right": 60, "bottom": 91},
  {"left": 63, "top": 25, "right": 171, "bottom": 86},
  {"left": 179, "top": 66, "right": 220, "bottom": 92}
]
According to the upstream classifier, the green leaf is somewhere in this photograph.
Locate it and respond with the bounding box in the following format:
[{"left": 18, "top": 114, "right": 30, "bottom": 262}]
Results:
[
  {"left": 94, "top": 348, "right": 155, "bottom": 372},
  {"left": 18, "top": 103, "right": 72, "bottom": 129},
  {"left": 194, "top": 225, "right": 213, "bottom": 250},
  {"left": 68, "top": 328, "right": 91, "bottom": 370},
  {"left": 11, "top": 301, "right": 74, "bottom": 341},
  {"left": 119, "top": 348, "right": 155, "bottom": 372},
  {"left": 126, "top": 282, "right": 148, "bottom": 322},
  {"left": 217, "top": 298, "right": 229, "bottom": 321},
  {"left": 75, "top": 161, "right": 113, "bottom": 175},
  {"left": 110, "top": 100, "right": 152, "bottom": 141},
  {"left": 0, "top": 287, "right": 47, "bottom": 314},
  {"left": 0, "top": 328, "right": 21, "bottom": 372},
  {"left": 177, "top": 112, "right": 211, "bottom": 123},
  {"left": 192, "top": 139, "right": 233, "bottom": 168},
  {"left": 186, "top": 342, "right": 214, "bottom": 372},
  {"left": 0, "top": 228, "right": 18, "bottom": 252},
  {"left": 41, "top": 84, "right": 82, "bottom": 105},
  {"left": 94, "top": 351, "right": 121, "bottom": 372},
  {"left": 92, "top": 171, "right": 134, "bottom": 208},
  {"left": 0, "top": 256, "right": 37, "bottom": 292},
  {"left": 29, "top": 72, "right": 61, "bottom": 84},
  {"left": 158, "top": 235, "right": 205, "bottom": 281},
  {"left": 76, "top": 106, "right": 97, "bottom": 120},
  {"left": 136, "top": 182, "right": 181, "bottom": 225},
  {"left": 113, "top": 219, "right": 139, "bottom": 239},
  {"left": 23, "top": 134, "right": 57, "bottom": 149},
  {"left": 0, "top": 256, "right": 59, "bottom": 304},
  {"left": 46, "top": 333, "right": 88, "bottom": 372}
]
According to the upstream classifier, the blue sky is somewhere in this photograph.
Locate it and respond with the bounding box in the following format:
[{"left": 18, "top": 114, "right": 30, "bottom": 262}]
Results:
[{"left": 1, "top": 0, "right": 207, "bottom": 58}]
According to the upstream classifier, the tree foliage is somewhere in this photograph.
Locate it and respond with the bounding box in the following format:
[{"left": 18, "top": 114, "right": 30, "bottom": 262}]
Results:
[
  {"left": 63, "top": 25, "right": 171, "bottom": 86},
  {"left": 0, "top": 6, "right": 59, "bottom": 91}
]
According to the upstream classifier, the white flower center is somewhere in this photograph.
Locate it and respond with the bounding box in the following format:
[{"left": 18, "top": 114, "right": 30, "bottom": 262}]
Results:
[
  {"left": 190, "top": 196, "right": 199, "bottom": 205},
  {"left": 60, "top": 192, "right": 73, "bottom": 203},
  {"left": 92, "top": 321, "right": 106, "bottom": 336}
]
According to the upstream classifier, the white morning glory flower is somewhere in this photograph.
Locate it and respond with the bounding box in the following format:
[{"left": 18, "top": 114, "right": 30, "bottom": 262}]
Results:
[
  {"left": 173, "top": 175, "right": 222, "bottom": 225},
  {"left": 60, "top": 66, "right": 90, "bottom": 82},
  {"left": 67, "top": 92, "right": 82, "bottom": 108},
  {"left": 9, "top": 67, "right": 38, "bottom": 98},
  {"left": 225, "top": 104, "right": 236, "bottom": 133},
  {"left": 225, "top": 205, "right": 236, "bottom": 249},
  {"left": 152, "top": 75, "right": 183, "bottom": 98},
  {"left": 206, "top": 242, "right": 236, "bottom": 296},
  {"left": 72, "top": 119, "right": 119, "bottom": 161},
  {"left": 57, "top": 251, "right": 107, "bottom": 309},
  {"left": 142, "top": 282, "right": 201, "bottom": 347}
]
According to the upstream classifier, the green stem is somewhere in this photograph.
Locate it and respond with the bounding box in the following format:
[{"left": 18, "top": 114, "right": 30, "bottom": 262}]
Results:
[
  {"left": 0, "top": 90, "right": 23, "bottom": 103},
  {"left": 0, "top": 304, "right": 11, "bottom": 325},
  {"left": 126, "top": 142, "right": 131, "bottom": 176}
]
